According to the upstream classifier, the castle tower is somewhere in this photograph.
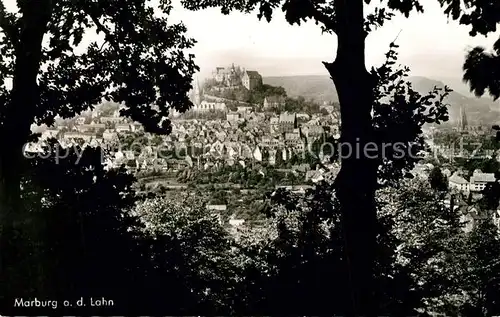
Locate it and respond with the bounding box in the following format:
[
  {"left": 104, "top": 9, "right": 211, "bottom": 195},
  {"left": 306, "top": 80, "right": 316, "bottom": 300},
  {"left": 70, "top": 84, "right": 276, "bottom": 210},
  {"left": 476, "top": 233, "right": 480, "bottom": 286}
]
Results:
[{"left": 458, "top": 105, "right": 468, "bottom": 131}]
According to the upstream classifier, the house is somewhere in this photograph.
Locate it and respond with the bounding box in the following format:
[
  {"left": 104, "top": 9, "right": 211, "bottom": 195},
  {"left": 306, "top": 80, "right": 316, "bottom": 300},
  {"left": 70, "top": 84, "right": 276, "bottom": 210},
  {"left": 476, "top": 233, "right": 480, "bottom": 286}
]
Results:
[
  {"left": 241, "top": 70, "right": 262, "bottom": 90},
  {"left": 260, "top": 138, "right": 280, "bottom": 149},
  {"left": 131, "top": 123, "right": 144, "bottom": 132},
  {"left": 459, "top": 206, "right": 490, "bottom": 233},
  {"left": 237, "top": 106, "right": 252, "bottom": 113},
  {"left": 226, "top": 112, "right": 240, "bottom": 122},
  {"left": 263, "top": 95, "right": 285, "bottom": 110},
  {"left": 91, "top": 123, "right": 106, "bottom": 131},
  {"left": 123, "top": 150, "right": 135, "bottom": 160},
  {"left": 225, "top": 144, "right": 238, "bottom": 158},
  {"left": 268, "top": 149, "right": 277, "bottom": 165},
  {"left": 305, "top": 170, "right": 324, "bottom": 183},
  {"left": 279, "top": 112, "right": 297, "bottom": 133},
  {"left": 241, "top": 144, "right": 253, "bottom": 159},
  {"left": 115, "top": 124, "right": 131, "bottom": 133},
  {"left": 75, "top": 117, "right": 86, "bottom": 125},
  {"left": 102, "top": 130, "right": 118, "bottom": 141},
  {"left": 215, "top": 131, "right": 227, "bottom": 141},
  {"left": 63, "top": 132, "right": 93, "bottom": 143},
  {"left": 449, "top": 173, "right": 469, "bottom": 192},
  {"left": 195, "top": 100, "right": 227, "bottom": 111},
  {"left": 469, "top": 170, "right": 495, "bottom": 192},
  {"left": 412, "top": 164, "right": 430, "bottom": 179},
  {"left": 286, "top": 139, "right": 305, "bottom": 151},
  {"left": 320, "top": 104, "right": 335, "bottom": 113},
  {"left": 229, "top": 218, "right": 245, "bottom": 227},
  {"left": 76, "top": 124, "right": 99, "bottom": 133},
  {"left": 297, "top": 113, "right": 310, "bottom": 120},
  {"left": 253, "top": 146, "right": 262, "bottom": 162},
  {"left": 292, "top": 164, "right": 311, "bottom": 173},
  {"left": 285, "top": 130, "right": 301, "bottom": 140},
  {"left": 41, "top": 129, "right": 59, "bottom": 140},
  {"left": 304, "top": 125, "right": 324, "bottom": 138}
]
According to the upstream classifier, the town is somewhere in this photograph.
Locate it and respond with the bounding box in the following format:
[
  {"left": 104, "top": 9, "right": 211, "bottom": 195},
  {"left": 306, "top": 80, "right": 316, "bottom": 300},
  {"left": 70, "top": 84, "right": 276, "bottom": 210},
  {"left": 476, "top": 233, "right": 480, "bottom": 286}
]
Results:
[{"left": 26, "top": 64, "right": 500, "bottom": 236}]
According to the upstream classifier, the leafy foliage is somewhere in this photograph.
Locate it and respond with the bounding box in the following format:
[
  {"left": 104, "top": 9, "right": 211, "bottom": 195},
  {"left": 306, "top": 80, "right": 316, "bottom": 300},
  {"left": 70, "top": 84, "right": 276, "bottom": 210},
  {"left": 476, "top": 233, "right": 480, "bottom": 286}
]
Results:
[
  {"left": 379, "top": 179, "right": 466, "bottom": 314},
  {"left": 16, "top": 143, "right": 244, "bottom": 314},
  {"left": 16, "top": 141, "right": 142, "bottom": 313},
  {"left": 133, "top": 194, "right": 240, "bottom": 313},
  {"left": 371, "top": 43, "right": 451, "bottom": 186},
  {"left": 461, "top": 220, "right": 500, "bottom": 316},
  {"left": 429, "top": 166, "right": 448, "bottom": 191},
  {"left": 463, "top": 37, "right": 500, "bottom": 101},
  {"left": 0, "top": 0, "right": 198, "bottom": 133}
]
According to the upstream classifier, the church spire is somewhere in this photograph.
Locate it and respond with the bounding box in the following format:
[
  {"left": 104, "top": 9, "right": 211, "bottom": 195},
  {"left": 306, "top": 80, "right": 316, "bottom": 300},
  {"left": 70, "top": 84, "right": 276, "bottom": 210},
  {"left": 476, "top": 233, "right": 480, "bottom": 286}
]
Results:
[{"left": 459, "top": 105, "right": 468, "bottom": 131}]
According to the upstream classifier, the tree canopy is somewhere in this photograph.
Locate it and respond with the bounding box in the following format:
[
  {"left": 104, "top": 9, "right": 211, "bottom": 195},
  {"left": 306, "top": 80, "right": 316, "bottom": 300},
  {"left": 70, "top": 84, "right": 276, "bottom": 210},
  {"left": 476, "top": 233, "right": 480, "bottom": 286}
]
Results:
[
  {"left": 180, "top": 0, "right": 499, "bottom": 315},
  {"left": 0, "top": 0, "right": 199, "bottom": 308}
]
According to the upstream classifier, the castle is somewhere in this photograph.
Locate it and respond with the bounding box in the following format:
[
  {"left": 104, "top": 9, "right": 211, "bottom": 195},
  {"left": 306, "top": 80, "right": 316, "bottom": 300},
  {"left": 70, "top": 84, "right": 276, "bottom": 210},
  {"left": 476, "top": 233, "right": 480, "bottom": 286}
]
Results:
[{"left": 212, "top": 64, "right": 262, "bottom": 90}]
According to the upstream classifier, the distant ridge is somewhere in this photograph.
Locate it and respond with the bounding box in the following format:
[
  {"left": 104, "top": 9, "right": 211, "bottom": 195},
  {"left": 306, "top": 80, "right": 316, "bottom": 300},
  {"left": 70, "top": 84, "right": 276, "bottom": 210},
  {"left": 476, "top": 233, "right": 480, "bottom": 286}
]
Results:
[
  {"left": 263, "top": 75, "right": 500, "bottom": 125},
  {"left": 263, "top": 75, "right": 338, "bottom": 104}
]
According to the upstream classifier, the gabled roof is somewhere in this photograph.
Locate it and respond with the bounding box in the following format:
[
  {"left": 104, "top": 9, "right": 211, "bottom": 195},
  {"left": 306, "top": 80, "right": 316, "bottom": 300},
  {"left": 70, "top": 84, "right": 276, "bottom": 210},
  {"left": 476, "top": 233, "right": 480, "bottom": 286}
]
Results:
[
  {"left": 470, "top": 173, "right": 495, "bottom": 183},
  {"left": 449, "top": 173, "right": 468, "bottom": 184},
  {"left": 244, "top": 70, "right": 262, "bottom": 79}
]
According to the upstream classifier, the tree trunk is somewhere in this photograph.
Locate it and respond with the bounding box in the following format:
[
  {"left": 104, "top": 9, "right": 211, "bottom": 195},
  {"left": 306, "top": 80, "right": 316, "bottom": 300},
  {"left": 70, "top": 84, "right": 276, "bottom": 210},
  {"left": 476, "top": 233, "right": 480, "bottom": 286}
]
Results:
[
  {"left": 0, "top": 0, "right": 53, "bottom": 309},
  {"left": 324, "top": 0, "right": 378, "bottom": 315}
]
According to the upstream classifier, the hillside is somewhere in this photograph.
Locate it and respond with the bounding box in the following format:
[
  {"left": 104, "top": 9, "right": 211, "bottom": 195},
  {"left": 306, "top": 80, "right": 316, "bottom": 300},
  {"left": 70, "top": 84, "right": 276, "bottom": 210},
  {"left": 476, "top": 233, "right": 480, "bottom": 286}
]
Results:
[
  {"left": 263, "top": 75, "right": 338, "bottom": 104},
  {"left": 263, "top": 75, "right": 500, "bottom": 125}
]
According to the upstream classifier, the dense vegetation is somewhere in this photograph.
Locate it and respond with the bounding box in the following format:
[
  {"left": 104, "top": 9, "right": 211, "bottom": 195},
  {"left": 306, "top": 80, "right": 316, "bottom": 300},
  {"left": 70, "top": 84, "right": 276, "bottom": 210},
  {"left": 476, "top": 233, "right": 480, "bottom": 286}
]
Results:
[
  {"left": 3, "top": 0, "right": 500, "bottom": 315},
  {"left": 205, "top": 82, "right": 286, "bottom": 105}
]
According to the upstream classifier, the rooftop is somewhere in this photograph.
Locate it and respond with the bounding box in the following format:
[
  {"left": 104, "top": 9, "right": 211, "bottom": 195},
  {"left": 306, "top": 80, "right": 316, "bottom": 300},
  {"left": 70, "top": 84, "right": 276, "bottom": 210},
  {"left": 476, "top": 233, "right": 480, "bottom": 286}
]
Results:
[
  {"left": 470, "top": 173, "right": 495, "bottom": 183},
  {"left": 449, "top": 173, "right": 468, "bottom": 184}
]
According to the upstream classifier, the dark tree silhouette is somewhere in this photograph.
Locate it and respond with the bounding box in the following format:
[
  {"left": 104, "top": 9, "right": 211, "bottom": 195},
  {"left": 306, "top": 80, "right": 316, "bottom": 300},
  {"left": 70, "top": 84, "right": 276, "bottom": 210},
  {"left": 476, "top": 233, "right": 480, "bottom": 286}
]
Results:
[
  {"left": 181, "top": 1, "right": 497, "bottom": 313},
  {"left": 429, "top": 166, "right": 448, "bottom": 191},
  {"left": 479, "top": 171, "right": 500, "bottom": 211},
  {"left": 14, "top": 140, "right": 142, "bottom": 314},
  {"left": 230, "top": 45, "right": 450, "bottom": 315},
  {"left": 11, "top": 140, "right": 241, "bottom": 315},
  {"left": 0, "top": 0, "right": 197, "bottom": 308},
  {"left": 463, "top": 37, "right": 500, "bottom": 101},
  {"left": 461, "top": 220, "right": 500, "bottom": 316}
]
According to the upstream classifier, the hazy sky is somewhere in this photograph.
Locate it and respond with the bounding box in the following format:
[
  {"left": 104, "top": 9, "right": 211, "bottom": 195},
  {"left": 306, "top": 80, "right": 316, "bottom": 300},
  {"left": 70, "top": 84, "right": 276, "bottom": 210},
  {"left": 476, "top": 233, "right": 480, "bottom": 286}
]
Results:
[
  {"left": 2, "top": 0, "right": 499, "bottom": 81},
  {"left": 168, "top": 0, "right": 499, "bottom": 79}
]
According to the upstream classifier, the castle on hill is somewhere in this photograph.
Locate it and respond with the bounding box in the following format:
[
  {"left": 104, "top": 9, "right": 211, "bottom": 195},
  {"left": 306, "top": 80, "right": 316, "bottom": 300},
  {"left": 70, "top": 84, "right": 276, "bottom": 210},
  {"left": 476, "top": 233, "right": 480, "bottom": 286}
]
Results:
[{"left": 212, "top": 64, "right": 263, "bottom": 90}]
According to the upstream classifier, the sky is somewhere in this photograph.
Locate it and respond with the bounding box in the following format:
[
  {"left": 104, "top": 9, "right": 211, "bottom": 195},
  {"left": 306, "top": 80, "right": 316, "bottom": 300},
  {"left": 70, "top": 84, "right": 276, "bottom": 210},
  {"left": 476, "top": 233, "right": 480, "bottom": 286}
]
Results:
[
  {"left": 167, "top": 0, "right": 500, "bottom": 81},
  {"left": 2, "top": 0, "right": 499, "bottom": 82}
]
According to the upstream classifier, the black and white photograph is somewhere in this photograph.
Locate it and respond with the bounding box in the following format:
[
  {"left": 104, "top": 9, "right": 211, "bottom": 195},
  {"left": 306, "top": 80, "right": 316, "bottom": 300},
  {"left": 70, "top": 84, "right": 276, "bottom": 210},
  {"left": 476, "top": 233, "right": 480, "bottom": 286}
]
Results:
[{"left": 1, "top": 0, "right": 500, "bottom": 315}]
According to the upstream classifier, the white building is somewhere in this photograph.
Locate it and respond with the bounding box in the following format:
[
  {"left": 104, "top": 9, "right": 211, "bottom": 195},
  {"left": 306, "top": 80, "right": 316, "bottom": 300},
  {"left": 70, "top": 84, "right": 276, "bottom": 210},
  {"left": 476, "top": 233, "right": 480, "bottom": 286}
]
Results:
[
  {"left": 115, "top": 124, "right": 131, "bottom": 133},
  {"left": 448, "top": 173, "right": 470, "bottom": 192},
  {"left": 194, "top": 101, "right": 226, "bottom": 111},
  {"left": 470, "top": 170, "right": 495, "bottom": 192},
  {"left": 226, "top": 112, "right": 240, "bottom": 122},
  {"left": 253, "top": 146, "right": 262, "bottom": 162}
]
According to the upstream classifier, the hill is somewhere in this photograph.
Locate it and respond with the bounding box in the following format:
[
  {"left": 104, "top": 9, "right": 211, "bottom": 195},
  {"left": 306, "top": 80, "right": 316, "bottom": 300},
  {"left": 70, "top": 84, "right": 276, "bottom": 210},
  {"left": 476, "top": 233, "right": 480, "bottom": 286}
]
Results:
[
  {"left": 263, "top": 75, "right": 500, "bottom": 125},
  {"left": 263, "top": 75, "right": 338, "bottom": 104}
]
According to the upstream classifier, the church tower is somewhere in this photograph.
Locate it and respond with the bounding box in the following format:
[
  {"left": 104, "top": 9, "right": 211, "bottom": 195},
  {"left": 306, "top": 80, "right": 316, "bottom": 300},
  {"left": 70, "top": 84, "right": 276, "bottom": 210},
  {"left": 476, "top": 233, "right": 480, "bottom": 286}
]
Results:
[
  {"left": 192, "top": 78, "right": 202, "bottom": 106},
  {"left": 458, "top": 105, "right": 468, "bottom": 132}
]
